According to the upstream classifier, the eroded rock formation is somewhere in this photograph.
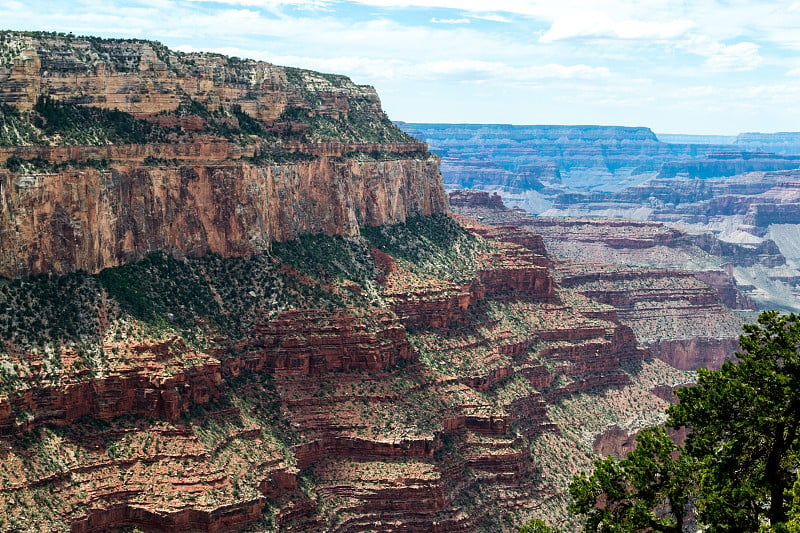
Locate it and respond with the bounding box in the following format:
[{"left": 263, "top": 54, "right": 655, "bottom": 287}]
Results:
[
  {"left": 449, "top": 190, "right": 751, "bottom": 371},
  {"left": 0, "top": 33, "right": 734, "bottom": 533},
  {"left": 0, "top": 32, "right": 447, "bottom": 278},
  {"left": 0, "top": 155, "right": 445, "bottom": 277}
]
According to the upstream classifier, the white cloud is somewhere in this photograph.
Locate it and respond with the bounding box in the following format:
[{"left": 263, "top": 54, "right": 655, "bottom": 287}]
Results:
[
  {"left": 412, "top": 59, "right": 611, "bottom": 80},
  {"left": 183, "top": 0, "right": 327, "bottom": 7},
  {"left": 171, "top": 45, "right": 610, "bottom": 84},
  {"left": 0, "top": 1, "right": 26, "bottom": 9},
  {"left": 705, "top": 41, "right": 763, "bottom": 72},
  {"left": 430, "top": 17, "right": 470, "bottom": 24},
  {"left": 540, "top": 11, "right": 695, "bottom": 42},
  {"left": 680, "top": 36, "right": 764, "bottom": 72},
  {"left": 676, "top": 83, "right": 800, "bottom": 108},
  {"left": 466, "top": 13, "right": 512, "bottom": 23},
  {"left": 5, "top": 0, "right": 800, "bottom": 132}
]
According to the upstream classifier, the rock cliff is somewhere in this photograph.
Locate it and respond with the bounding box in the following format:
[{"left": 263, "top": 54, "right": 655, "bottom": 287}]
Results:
[
  {"left": 542, "top": 169, "right": 800, "bottom": 312},
  {"left": 396, "top": 123, "right": 748, "bottom": 194},
  {"left": 0, "top": 155, "right": 444, "bottom": 277},
  {"left": 400, "top": 125, "right": 800, "bottom": 313},
  {"left": 0, "top": 210, "right": 672, "bottom": 532},
  {"left": 0, "top": 32, "right": 384, "bottom": 130},
  {"left": 0, "top": 32, "right": 446, "bottom": 277}
]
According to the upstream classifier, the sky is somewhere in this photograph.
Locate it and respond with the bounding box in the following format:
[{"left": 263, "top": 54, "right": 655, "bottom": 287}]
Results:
[{"left": 2, "top": 0, "right": 800, "bottom": 134}]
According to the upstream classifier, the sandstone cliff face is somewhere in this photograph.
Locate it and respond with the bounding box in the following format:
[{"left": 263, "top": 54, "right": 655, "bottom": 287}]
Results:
[
  {"left": 397, "top": 122, "right": 748, "bottom": 193},
  {"left": 0, "top": 32, "right": 376, "bottom": 125},
  {"left": 0, "top": 212, "right": 659, "bottom": 532},
  {"left": 0, "top": 32, "right": 447, "bottom": 278},
  {"left": 0, "top": 155, "right": 446, "bottom": 277},
  {"left": 0, "top": 33, "right": 717, "bottom": 533}
]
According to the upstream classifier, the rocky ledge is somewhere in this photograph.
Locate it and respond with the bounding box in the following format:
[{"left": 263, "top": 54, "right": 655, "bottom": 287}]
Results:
[{"left": 0, "top": 212, "right": 672, "bottom": 531}]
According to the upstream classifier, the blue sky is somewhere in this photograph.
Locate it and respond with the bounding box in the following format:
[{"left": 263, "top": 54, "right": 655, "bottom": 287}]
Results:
[{"left": 3, "top": 0, "right": 800, "bottom": 134}]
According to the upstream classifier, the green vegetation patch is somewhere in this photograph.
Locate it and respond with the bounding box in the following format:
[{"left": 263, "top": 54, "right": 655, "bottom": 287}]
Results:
[
  {"left": 96, "top": 252, "right": 224, "bottom": 339},
  {"left": 34, "top": 97, "right": 174, "bottom": 145},
  {"left": 277, "top": 104, "right": 414, "bottom": 144},
  {"left": 0, "top": 103, "right": 41, "bottom": 146},
  {"left": 0, "top": 272, "right": 106, "bottom": 350},
  {"left": 271, "top": 234, "right": 379, "bottom": 286},
  {"left": 362, "top": 214, "right": 494, "bottom": 284}
]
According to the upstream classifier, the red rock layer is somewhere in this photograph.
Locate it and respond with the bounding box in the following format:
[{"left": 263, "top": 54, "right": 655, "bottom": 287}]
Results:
[
  {"left": 650, "top": 336, "right": 741, "bottom": 371},
  {"left": 234, "top": 309, "right": 414, "bottom": 376},
  {"left": 0, "top": 156, "right": 447, "bottom": 277},
  {"left": 0, "top": 309, "right": 413, "bottom": 434},
  {"left": 447, "top": 200, "right": 749, "bottom": 372}
]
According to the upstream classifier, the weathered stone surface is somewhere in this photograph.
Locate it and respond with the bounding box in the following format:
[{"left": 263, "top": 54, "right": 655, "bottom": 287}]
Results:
[
  {"left": 0, "top": 32, "right": 447, "bottom": 278},
  {"left": 0, "top": 33, "right": 729, "bottom": 533},
  {"left": 0, "top": 32, "right": 371, "bottom": 121},
  {"left": 448, "top": 190, "right": 508, "bottom": 210}
]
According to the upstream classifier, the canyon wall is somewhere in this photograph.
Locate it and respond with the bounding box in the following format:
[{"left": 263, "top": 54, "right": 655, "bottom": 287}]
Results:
[
  {"left": 0, "top": 32, "right": 376, "bottom": 123},
  {"left": 0, "top": 31, "right": 447, "bottom": 278},
  {"left": 403, "top": 120, "right": 800, "bottom": 313},
  {"left": 450, "top": 190, "right": 752, "bottom": 370},
  {"left": 0, "top": 155, "right": 446, "bottom": 277},
  {"left": 0, "top": 32, "right": 755, "bottom": 533}
]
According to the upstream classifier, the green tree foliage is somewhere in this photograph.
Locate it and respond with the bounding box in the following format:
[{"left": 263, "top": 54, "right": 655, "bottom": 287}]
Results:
[
  {"left": 33, "top": 96, "right": 171, "bottom": 144},
  {"left": 667, "top": 311, "right": 800, "bottom": 531},
  {"left": 567, "top": 427, "right": 691, "bottom": 533},
  {"left": 519, "top": 518, "right": 561, "bottom": 533},
  {"left": 764, "top": 474, "right": 800, "bottom": 533}
]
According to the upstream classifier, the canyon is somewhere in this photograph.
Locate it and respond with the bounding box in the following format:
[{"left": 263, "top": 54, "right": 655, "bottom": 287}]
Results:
[
  {"left": 402, "top": 123, "right": 800, "bottom": 314},
  {"left": 0, "top": 32, "right": 760, "bottom": 532}
]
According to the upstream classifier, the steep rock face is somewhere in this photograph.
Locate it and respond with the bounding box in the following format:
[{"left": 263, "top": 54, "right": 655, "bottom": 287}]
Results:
[
  {"left": 0, "top": 155, "right": 446, "bottom": 277},
  {"left": 448, "top": 190, "right": 508, "bottom": 210},
  {"left": 0, "top": 214, "right": 658, "bottom": 532},
  {"left": 0, "top": 32, "right": 374, "bottom": 123},
  {"left": 735, "top": 132, "right": 800, "bottom": 155},
  {"left": 542, "top": 169, "right": 800, "bottom": 311},
  {"left": 0, "top": 33, "right": 733, "bottom": 533},
  {"left": 0, "top": 32, "right": 447, "bottom": 278},
  {"left": 657, "top": 152, "right": 800, "bottom": 179},
  {"left": 404, "top": 124, "right": 800, "bottom": 313},
  {"left": 397, "top": 123, "right": 751, "bottom": 193},
  {"left": 650, "top": 337, "right": 741, "bottom": 371}
]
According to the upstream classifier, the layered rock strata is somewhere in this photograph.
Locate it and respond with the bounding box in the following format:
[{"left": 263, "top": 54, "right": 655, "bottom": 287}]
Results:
[
  {"left": 0, "top": 32, "right": 447, "bottom": 278},
  {"left": 0, "top": 32, "right": 723, "bottom": 533},
  {"left": 0, "top": 211, "right": 666, "bottom": 532},
  {"left": 0, "top": 155, "right": 445, "bottom": 277},
  {"left": 449, "top": 190, "right": 751, "bottom": 371}
]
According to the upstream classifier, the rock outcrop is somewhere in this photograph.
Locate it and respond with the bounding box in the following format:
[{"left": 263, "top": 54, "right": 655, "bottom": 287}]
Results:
[
  {"left": 0, "top": 211, "right": 658, "bottom": 532},
  {"left": 0, "top": 32, "right": 447, "bottom": 278},
  {"left": 0, "top": 32, "right": 744, "bottom": 533},
  {"left": 402, "top": 123, "right": 800, "bottom": 313},
  {"left": 0, "top": 32, "right": 371, "bottom": 122},
  {"left": 396, "top": 123, "right": 781, "bottom": 194}
]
